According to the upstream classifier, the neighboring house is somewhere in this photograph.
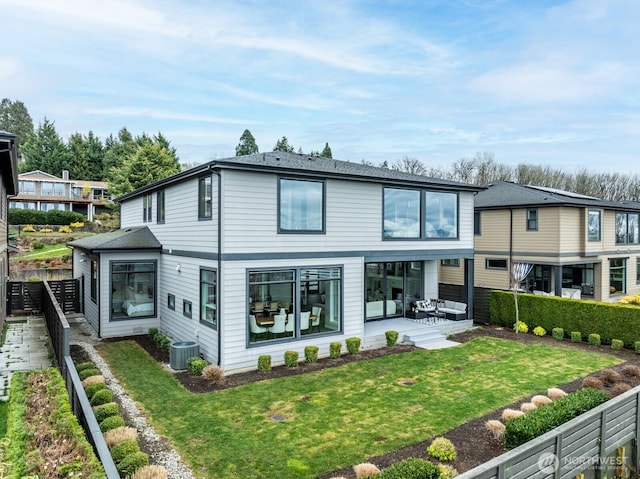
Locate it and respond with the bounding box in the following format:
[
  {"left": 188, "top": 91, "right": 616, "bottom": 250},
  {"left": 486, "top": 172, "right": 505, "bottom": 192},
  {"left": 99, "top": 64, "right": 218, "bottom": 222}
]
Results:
[
  {"left": 68, "top": 152, "right": 481, "bottom": 373},
  {"left": 0, "top": 132, "right": 19, "bottom": 326},
  {"left": 440, "top": 180, "right": 640, "bottom": 322},
  {"left": 9, "top": 170, "right": 112, "bottom": 221}
]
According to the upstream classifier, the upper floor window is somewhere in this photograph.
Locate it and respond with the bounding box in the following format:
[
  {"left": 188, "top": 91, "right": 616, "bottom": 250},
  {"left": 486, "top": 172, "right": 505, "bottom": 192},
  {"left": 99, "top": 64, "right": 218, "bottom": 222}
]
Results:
[
  {"left": 383, "top": 188, "right": 420, "bottom": 238},
  {"left": 425, "top": 191, "right": 458, "bottom": 239},
  {"left": 19, "top": 181, "right": 35, "bottom": 195},
  {"left": 279, "top": 178, "right": 324, "bottom": 233},
  {"left": 474, "top": 211, "right": 481, "bottom": 235},
  {"left": 588, "top": 210, "right": 601, "bottom": 241},
  {"left": 157, "top": 190, "right": 165, "bottom": 224},
  {"left": 143, "top": 194, "right": 152, "bottom": 223},
  {"left": 41, "top": 182, "right": 54, "bottom": 196},
  {"left": 198, "top": 176, "right": 212, "bottom": 220},
  {"left": 616, "top": 212, "right": 640, "bottom": 245},
  {"left": 54, "top": 183, "right": 65, "bottom": 196},
  {"left": 526, "top": 208, "right": 538, "bottom": 231}
]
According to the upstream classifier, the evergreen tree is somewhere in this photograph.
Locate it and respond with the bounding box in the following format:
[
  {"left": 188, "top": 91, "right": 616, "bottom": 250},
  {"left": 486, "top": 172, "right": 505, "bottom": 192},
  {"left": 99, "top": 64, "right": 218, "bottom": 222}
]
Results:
[
  {"left": 103, "top": 127, "right": 136, "bottom": 181},
  {"left": 0, "top": 98, "right": 34, "bottom": 152},
  {"left": 67, "top": 131, "right": 105, "bottom": 180},
  {"left": 235, "top": 129, "right": 259, "bottom": 156},
  {"left": 20, "top": 118, "right": 70, "bottom": 174},
  {"left": 273, "top": 136, "right": 294, "bottom": 153},
  {"left": 320, "top": 142, "right": 332, "bottom": 158}
]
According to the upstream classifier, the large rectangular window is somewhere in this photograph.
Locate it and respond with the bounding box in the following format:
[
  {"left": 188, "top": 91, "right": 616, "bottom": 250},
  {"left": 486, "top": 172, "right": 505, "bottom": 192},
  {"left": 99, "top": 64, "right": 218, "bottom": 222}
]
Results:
[
  {"left": 53, "top": 183, "right": 65, "bottom": 196},
  {"left": 588, "top": 210, "right": 601, "bottom": 241},
  {"left": 248, "top": 266, "right": 341, "bottom": 344},
  {"left": 526, "top": 209, "right": 538, "bottom": 231},
  {"left": 111, "top": 261, "right": 156, "bottom": 320},
  {"left": 425, "top": 191, "right": 458, "bottom": 238},
  {"left": 279, "top": 178, "right": 324, "bottom": 233},
  {"left": 610, "top": 258, "right": 626, "bottom": 295},
  {"left": 157, "top": 190, "right": 165, "bottom": 224},
  {"left": 41, "top": 182, "right": 54, "bottom": 196},
  {"left": 198, "top": 176, "right": 212, "bottom": 220},
  {"left": 474, "top": 211, "right": 481, "bottom": 235},
  {"left": 143, "top": 194, "right": 152, "bottom": 223},
  {"left": 628, "top": 214, "right": 639, "bottom": 244},
  {"left": 200, "top": 269, "right": 217, "bottom": 329},
  {"left": 616, "top": 213, "right": 628, "bottom": 244},
  {"left": 383, "top": 188, "right": 420, "bottom": 238},
  {"left": 19, "top": 181, "right": 35, "bottom": 195}
]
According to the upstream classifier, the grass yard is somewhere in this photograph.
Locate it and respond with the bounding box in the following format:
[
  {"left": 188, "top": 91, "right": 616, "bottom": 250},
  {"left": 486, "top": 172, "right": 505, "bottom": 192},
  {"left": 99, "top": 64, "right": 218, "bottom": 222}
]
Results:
[
  {"left": 97, "top": 337, "right": 621, "bottom": 479},
  {"left": 12, "top": 244, "right": 71, "bottom": 261}
]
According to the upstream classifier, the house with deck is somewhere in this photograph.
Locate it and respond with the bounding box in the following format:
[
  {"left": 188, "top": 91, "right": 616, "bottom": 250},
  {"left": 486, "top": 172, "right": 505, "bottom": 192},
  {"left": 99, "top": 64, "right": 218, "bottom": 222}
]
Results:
[
  {"left": 69, "top": 152, "right": 480, "bottom": 372},
  {"left": 0, "top": 132, "right": 19, "bottom": 327},
  {"left": 439, "top": 180, "right": 640, "bottom": 322}
]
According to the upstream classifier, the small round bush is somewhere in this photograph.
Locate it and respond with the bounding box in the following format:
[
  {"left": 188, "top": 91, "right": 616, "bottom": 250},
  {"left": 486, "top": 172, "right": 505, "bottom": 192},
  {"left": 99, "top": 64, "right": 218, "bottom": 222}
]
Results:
[
  {"left": 588, "top": 333, "right": 601, "bottom": 347},
  {"left": 533, "top": 326, "right": 546, "bottom": 337},
  {"left": 377, "top": 457, "right": 439, "bottom": 479},
  {"left": 31, "top": 240, "right": 45, "bottom": 249},
  {"left": 159, "top": 337, "right": 172, "bottom": 351},
  {"left": 117, "top": 451, "right": 149, "bottom": 477},
  {"left": 346, "top": 337, "right": 361, "bottom": 354},
  {"left": 90, "top": 388, "right": 113, "bottom": 406},
  {"left": 100, "top": 415, "right": 125, "bottom": 433},
  {"left": 581, "top": 376, "right": 604, "bottom": 390},
  {"left": 304, "top": 346, "right": 319, "bottom": 363},
  {"left": 427, "top": 437, "right": 457, "bottom": 461},
  {"left": 385, "top": 330, "right": 399, "bottom": 346},
  {"left": 284, "top": 350, "right": 299, "bottom": 368},
  {"left": 76, "top": 361, "right": 96, "bottom": 372},
  {"left": 110, "top": 439, "right": 140, "bottom": 463},
  {"left": 148, "top": 327, "right": 159, "bottom": 339},
  {"left": 635, "top": 341, "right": 640, "bottom": 354},
  {"left": 610, "top": 382, "right": 632, "bottom": 397},
  {"left": 611, "top": 339, "right": 624, "bottom": 351},
  {"left": 437, "top": 464, "right": 459, "bottom": 479},
  {"left": 571, "top": 331, "right": 582, "bottom": 343},
  {"left": 84, "top": 381, "right": 107, "bottom": 400},
  {"left": 621, "top": 364, "right": 640, "bottom": 378},
  {"left": 513, "top": 321, "right": 528, "bottom": 333},
  {"left": 79, "top": 368, "right": 101, "bottom": 381},
  {"left": 329, "top": 341, "right": 342, "bottom": 359},
  {"left": 600, "top": 368, "right": 621, "bottom": 384},
  {"left": 202, "top": 365, "right": 225, "bottom": 383},
  {"left": 93, "top": 402, "right": 119, "bottom": 422},
  {"left": 552, "top": 327, "right": 564, "bottom": 340},
  {"left": 186, "top": 357, "right": 208, "bottom": 375},
  {"left": 257, "top": 355, "right": 271, "bottom": 372}
]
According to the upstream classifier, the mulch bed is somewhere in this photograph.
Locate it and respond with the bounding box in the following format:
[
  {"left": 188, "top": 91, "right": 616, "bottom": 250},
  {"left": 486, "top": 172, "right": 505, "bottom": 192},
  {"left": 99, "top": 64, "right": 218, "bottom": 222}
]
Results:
[{"left": 71, "top": 325, "right": 640, "bottom": 478}]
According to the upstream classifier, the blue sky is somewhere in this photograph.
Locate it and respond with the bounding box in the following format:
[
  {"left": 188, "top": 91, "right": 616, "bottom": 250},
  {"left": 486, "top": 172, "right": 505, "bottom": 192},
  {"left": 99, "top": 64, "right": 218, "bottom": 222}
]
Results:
[{"left": 2, "top": 0, "right": 639, "bottom": 173}]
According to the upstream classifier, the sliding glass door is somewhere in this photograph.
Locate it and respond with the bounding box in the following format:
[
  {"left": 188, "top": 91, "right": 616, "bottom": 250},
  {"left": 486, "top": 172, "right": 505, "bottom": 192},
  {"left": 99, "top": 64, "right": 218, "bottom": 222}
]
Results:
[{"left": 365, "top": 261, "right": 423, "bottom": 321}]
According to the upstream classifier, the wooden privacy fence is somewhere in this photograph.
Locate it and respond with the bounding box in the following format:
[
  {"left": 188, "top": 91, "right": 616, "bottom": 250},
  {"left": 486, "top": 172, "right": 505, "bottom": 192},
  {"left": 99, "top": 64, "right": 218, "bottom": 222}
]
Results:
[
  {"left": 456, "top": 385, "right": 640, "bottom": 479},
  {"left": 8, "top": 279, "right": 79, "bottom": 314}
]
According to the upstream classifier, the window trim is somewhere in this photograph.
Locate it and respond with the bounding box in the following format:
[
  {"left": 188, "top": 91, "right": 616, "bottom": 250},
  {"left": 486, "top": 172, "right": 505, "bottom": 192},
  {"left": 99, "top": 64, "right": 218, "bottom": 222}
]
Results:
[
  {"left": 277, "top": 177, "right": 326, "bottom": 234},
  {"left": 109, "top": 260, "right": 157, "bottom": 321},
  {"left": 143, "top": 194, "right": 152, "bottom": 223},
  {"left": 486, "top": 258, "right": 508, "bottom": 270},
  {"left": 199, "top": 268, "right": 217, "bottom": 330},
  {"left": 588, "top": 209, "right": 601, "bottom": 242},
  {"left": 526, "top": 208, "right": 538, "bottom": 231},
  {"left": 157, "top": 190, "right": 165, "bottom": 224},
  {"left": 168, "top": 293, "right": 175, "bottom": 310},
  {"left": 183, "top": 300, "right": 193, "bottom": 318},
  {"left": 382, "top": 187, "right": 421, "bottom": 239},
  {"left": 474, "top": 211, "right": 481, "bottom": 236},
  {"left": 198, "top": 175, "right": 213, "bottom": 220},
  {"left": 441, "top": 258, "right": 460, "bottom": 267}
]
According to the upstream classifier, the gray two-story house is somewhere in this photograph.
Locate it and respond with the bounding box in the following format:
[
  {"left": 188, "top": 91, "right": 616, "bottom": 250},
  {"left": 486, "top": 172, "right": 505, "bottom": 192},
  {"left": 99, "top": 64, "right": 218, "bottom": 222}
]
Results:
[{"left": 69, "top": 152, "right": 480, "bottom": 372}]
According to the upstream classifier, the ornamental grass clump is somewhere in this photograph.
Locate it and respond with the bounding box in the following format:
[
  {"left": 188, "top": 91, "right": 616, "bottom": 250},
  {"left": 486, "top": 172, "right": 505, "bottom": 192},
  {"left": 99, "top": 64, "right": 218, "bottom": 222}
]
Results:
[
  {"left": 552, "top": 327, "right": 564, "bottom": 340},
  {"left": 202, "top": 365, "right": 225, "bottom": 383},
  {"left": 520, "top": 402, "right": 537, "bottom": 413},
  {"left": 385, "top": 330, "right": 399, "bottom": 347},
  {"left": 581, "top": 376, "right": 604, "bottom": 390},
  {"left": 353, "top": 462, "right": 380, "bottom": 478},
  {"left": 621, "top": 364, "right": 640, "bottom": 379},
  {"left": 504, "top": 387, "right": 610, "bottom": 449},
  {"left": 571, "top": 331, "right": 582, "bottom": 343},
  {"left": 104, "top": 426, "right": 138, "bottom": 449},
  {"left": 304, "top": 345, "right": 319, "bottom": 363},
  {"left": 501, "top": 408, "right": 524, "bottom": 422},
  {"left": 611, "top": 339, "right": 624, "bottom": 351},
  {"left": 329, "top": 341, "right": 342, "bottom": 358},
  {"left": 610, "top": 383, "right": 632, "bottom": 397},
  {"left": 531, "top": 395, "right": 552, "bottom": 407},
  {"left": 533, "top": 326, "right": 546, "bottom": 337},
  {"left": 427, "top": 437, "right": 457, "bottom": 461},
  {"left": 284, "top": 350, "right": 299, "bottom": 368},
  {"left": 588, "top": 333, "right": 601, "bottom": 347},
  {"left": 128, "top": 465, "right": 168, "bottom": 479},
  {"left": 485, "top": 420, "right": 506, "bottom": 440},
  {"left": 547, "top": 387, "right": 568, "bottom": 400},
  {"left": 599, "top": 368, "right": 621, "bottom": 384}
]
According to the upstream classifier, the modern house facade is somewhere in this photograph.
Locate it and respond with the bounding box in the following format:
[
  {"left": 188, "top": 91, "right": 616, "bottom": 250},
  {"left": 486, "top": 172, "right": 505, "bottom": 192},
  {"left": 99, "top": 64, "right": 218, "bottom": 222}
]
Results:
[
  {"left": 10, "top": 170, "right": 112, "bottom": 221},
  {"left": 0, "top": 132, "right": 19, "bottom": 326},
  {"left": 69, "top": 152, "right": 481, "bottom": 372},
  {"left": 440, "top": 181, "right": 640, "bottom": 319}
]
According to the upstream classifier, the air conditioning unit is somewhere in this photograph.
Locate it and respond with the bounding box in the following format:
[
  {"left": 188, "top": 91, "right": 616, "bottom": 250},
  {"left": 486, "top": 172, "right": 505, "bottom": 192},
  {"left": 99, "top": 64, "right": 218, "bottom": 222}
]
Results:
[{"left": 169, "top": 341, "right": 200, "bottom": 370}]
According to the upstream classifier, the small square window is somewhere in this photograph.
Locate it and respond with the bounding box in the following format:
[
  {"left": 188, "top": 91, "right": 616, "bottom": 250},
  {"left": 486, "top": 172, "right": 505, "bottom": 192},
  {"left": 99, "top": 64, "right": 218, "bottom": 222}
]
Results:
[
  {"left": 168, "top": 293, "right": 175, "bottom": 310},
  {"left": 183, "top": 300, "right": 192, "bottom": 318}
]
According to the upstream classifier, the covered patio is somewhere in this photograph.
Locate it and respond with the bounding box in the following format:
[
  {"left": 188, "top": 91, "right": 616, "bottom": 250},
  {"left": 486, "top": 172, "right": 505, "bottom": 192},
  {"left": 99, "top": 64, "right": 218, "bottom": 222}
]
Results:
[{"left": 363, "top": 317, "right": 475, "bottom": 350}]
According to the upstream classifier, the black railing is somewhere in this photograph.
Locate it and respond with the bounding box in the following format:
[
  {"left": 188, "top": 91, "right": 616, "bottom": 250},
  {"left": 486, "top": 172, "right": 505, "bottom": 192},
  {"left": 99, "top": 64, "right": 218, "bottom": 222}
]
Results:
[{"left": 41, "top": 281, "right": 119, "bottom": 479}]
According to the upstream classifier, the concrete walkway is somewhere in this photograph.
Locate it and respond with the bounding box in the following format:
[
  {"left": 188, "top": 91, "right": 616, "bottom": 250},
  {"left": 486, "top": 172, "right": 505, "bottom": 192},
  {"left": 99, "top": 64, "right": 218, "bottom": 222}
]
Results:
[{"left": 0, "top": 315, "right": 54, "bottom": 401}]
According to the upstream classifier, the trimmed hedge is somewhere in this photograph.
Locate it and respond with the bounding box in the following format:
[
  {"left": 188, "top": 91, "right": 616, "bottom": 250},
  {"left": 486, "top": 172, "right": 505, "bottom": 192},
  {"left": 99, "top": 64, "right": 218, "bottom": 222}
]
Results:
[
  {"left": 491, "top": 290, "right": 640, "bottom": 346},
  {"left": 504, "top": 387, "right": 610, "bottom": 449},
  {"left": 9, "top": 208, "right": 84, "bottom": 226},
  {"left": 377, "top": 458, "right": 440, "bottom": 479}
]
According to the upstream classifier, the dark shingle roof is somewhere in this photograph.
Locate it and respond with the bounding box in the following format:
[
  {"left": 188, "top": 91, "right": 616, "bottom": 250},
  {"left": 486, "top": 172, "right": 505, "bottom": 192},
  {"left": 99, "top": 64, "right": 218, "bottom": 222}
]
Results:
[
  {"left": 117, "top": 151, "right": 483, "bottom": 202},
  {"left": 67, "top": 226, "right": 161, "bottom": 252},
  {"left": 475, "top": 181, "right": 640, "bottom": 211}
]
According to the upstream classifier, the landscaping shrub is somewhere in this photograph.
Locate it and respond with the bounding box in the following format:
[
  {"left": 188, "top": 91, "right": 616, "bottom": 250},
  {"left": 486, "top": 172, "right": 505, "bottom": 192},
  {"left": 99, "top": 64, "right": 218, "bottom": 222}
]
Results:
[
  {"left": 257, "top": 355, "right": 271, "bottom": 372},
  {"left": 110, "top": 439, "right": 140, "bottom": 463},
  {"left": 635, "top": 341, "right": 640, "bottom": 354},
  {"left": 599, "top": 368, "right": 621, "bottom": 384},
  {"left": 304, "top": 345, "right": 319, "bottom": 363},
  {"left": 148, "top": 328, "right": 158, "bottom": 339},
  {"left": 128, "top": 465, "right": 168, "bottom": 479},
  {"left": 76, "top": 361, "right": 96, "bottom": 372},
  {"left": 84, "top": 381, "right": 107, "bottom": 399},
  {"left": 22, "top": 224, "right": 36, "bottom": 232},
  {"left": 38, "top": 228, "right": 53, "bottom": 234},
  {"left": 571, "top": 331, "right": 582, "bottom": 343},
  {"left": 531, "top": 395, "right": 552, "bottom": 407},
  {"left": 513, "top": 321, "right": 528, "bottom": 333},
  {"left": 346, "top": 337, "right": 361, "bottom": 354},
  {"left": 100, "top": 415, "right": 125, "bottom": 433},
  {"left": 117, "top": 451, "right": 149, "bottom": 477},
  {"left": 437, "top": 464, "right": 458, "bottom": 479},
  {"left": 485, "top": 420, "right": 505, "bottom": 440},
  {"left": 377, "top": 457, "right": 440, "bottom": 479},
  {"left": 385, "top": 330, "right": 399, "bottom": 346},
  {"left": 353, "top": 462, "right": 380, "bottom": 478},
  {"left": 58, "top": 225, "right": 73, "bottom": 233},
  {"left": 610, "top": 383, "right": 632, "bottom": 397},
  {"left": 581, "top": 376, "right": 604, "bottom": 390},
  {"left": 501, "top": 409, "right": 524, "bottom": 422},
  {"left": 547, "top": 388, "right": 567, "bottom": 400},
  {"left": 504, "top": 387, "right": 610, "bottom": 449},
  {"left": 202, "top": 365, "right": 225, "bottom": 383},
  {"left": 552, "top": 327, "right": 564, "bottom": 340},
  {"left": 621, "top": 364, "right": 640, "bottom": 379},
  {"left": 329, "top": 341, "right": 342, "bottom": 358},
  {"left": 93, "top": 402, "right": 119, "bottom": 422},
  {"left": 611, "top": 339, "right": 624, "bottom": 351},
  {"left": 158, "top": 336, "right": 172, "bottom": 351},
  {"left": 520, "top": 402, "right": 536, "bottom": 413},
  {"left": 588, "top": 333, "right": 601, "bottom": 346},
  {"left": 79, "top": 368, "right": 101, "bottom": 381},
  {"left": 104, "top": 427, "right": 138, "bottom": 448},
  {"left": 31, "top": 240, "right": 45, "bottom": 250},
  {"left": 284, "top": 350, "right": 299, "bottom": 368},
  {"left": 89, "top": 388, "right": 113, "bottom": 407},
  {"left": 186, "top": 357, "right": 208, "bottom": 375},
  {"left": 533, "top": 326, "right": 546, "bottom": 337},
  {"left": 427, "top": 437, "right": 456, "bottom": 461},
  {"left": 82, "top": 375, "right": 104, "bottom": 387}
]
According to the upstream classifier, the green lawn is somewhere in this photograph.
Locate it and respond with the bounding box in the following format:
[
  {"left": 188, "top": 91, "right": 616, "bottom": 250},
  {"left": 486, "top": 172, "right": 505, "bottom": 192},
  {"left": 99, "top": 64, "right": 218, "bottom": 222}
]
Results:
[
  {"left": 13, "top": 244, "right": 71, "bottom": 261},
  {"left": 97, "top": 337, "right": 621, "bottom": 479}
]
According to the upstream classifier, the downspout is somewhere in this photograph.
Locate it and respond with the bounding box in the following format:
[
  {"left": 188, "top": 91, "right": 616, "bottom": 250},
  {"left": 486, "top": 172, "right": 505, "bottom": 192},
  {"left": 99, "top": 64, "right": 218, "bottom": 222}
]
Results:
[
  {"left": 509, "top": 208, "right": 513, "bottom": 289},
  {"left": 214, "top": 167, "right": 222, "bottom": 366}
]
